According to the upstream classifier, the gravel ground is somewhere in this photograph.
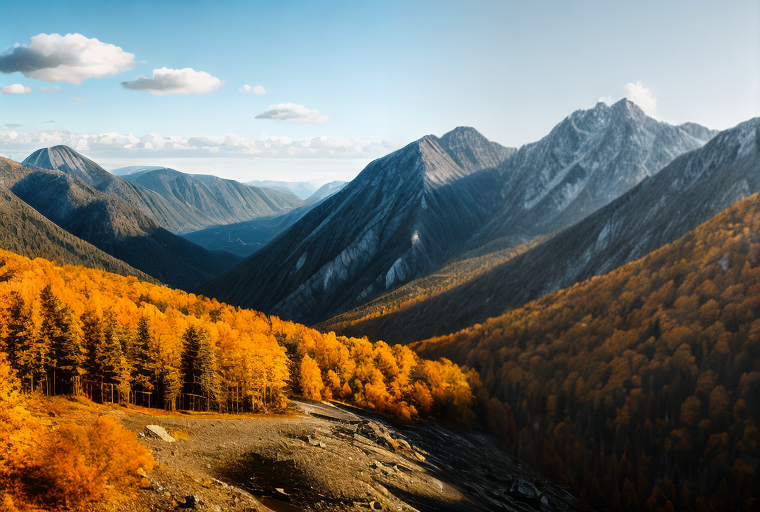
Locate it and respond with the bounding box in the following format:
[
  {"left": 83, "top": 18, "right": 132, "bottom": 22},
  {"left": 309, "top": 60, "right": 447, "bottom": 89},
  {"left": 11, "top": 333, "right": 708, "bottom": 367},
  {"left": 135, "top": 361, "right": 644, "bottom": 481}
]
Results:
[{"left": 58, "top": 398, "right": 587, "bottom": 512}]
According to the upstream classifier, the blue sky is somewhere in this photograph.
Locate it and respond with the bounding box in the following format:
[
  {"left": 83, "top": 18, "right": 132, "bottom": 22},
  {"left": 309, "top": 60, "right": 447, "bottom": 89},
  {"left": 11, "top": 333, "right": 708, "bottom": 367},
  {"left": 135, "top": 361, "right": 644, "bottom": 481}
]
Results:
[{"left": 1, "top": 0, "right": 758, "bottom": 182}]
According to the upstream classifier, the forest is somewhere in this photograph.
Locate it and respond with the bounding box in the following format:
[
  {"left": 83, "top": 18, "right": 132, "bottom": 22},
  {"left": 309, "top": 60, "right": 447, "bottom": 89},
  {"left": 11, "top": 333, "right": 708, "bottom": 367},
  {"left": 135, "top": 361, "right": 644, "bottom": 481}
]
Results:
[
  {"left": 414, "top": 192, "right": 760, "bottom": 511},
  {"left": 0, "top": 247, "right": 475, "bottom": 509}
]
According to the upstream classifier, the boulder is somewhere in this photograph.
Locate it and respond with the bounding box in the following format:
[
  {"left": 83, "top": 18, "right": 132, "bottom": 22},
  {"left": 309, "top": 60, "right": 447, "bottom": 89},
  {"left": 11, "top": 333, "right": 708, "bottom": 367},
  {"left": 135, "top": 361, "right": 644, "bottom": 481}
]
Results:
[{"left": 145, "top": 424, "right": 176, "bottom": 442}]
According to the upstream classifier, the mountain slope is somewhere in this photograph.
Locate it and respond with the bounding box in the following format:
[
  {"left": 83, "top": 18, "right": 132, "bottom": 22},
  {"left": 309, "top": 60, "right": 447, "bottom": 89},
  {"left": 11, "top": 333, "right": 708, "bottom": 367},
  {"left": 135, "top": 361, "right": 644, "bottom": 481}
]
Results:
[
  {"left": 10, "top": 153, "right": 240, "bottom": 289},
  {"left": 469, "top": 99, "right": 717, "bottom": 247},
  {"left": 0, "top": 157, "right": 151, "bottom": 279},
  {"left": 122, "top": 168, "right": 303, "bottom": 227},
  {"left": 200, "top": 127, "right": 516, "bottom": 323},
  {"left": 412, "top": 188, "right": 760, "bottom": 511},
  {"left": 338, "top": 118, "right": 759, "bottom": 344},
  {"left": 305, "top": 181, "right": 347, "bottom": 204},
  {"left": 22, "top": 147, "right": 300, "bottom": 234}
]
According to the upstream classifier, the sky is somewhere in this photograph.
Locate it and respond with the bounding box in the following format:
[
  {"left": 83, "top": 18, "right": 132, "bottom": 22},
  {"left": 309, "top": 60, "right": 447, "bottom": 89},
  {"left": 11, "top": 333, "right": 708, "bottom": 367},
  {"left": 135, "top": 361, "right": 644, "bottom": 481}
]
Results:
[{"left": 1, "top": 0, "right": 758, "bottom": 183}]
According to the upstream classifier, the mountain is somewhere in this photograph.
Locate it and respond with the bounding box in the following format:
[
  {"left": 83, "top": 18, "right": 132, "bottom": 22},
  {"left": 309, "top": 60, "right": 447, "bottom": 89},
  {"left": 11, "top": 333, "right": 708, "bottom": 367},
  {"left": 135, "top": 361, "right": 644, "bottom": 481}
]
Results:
[
  {"left": 412, "top": 189, "right": 760, "bottom": 511},
  {"left": 334, "top": 117, "right": 759, "bottom": 344},
  {"left": 14, "top": 149, "right": 241, "bottom": 289},
  {"left": 110, "top": 165, "right": 165, "bottom": 176},
  {"left": 182, "top": 198, "right": 337, "bottom": 258},
  {"left": 199, "top": 127, "right": 516, "bottom": 323},
  {"left": 0, "top": 157, "right": 151, "bottom": 280},
  {"left": 121, "top": 167, "right": 303, "bottom": 227},
  {"left": 305, "top": 181, "right": 347, "bottom": 203},
  {"left": 22, "top": 147, "right": 300, "bottom": 234},
  {"left": 246, "top": 179, "right": 318, "bottom": 200},
  {"left": 467, "top": 99, "right": 718, "bottom": 248}
]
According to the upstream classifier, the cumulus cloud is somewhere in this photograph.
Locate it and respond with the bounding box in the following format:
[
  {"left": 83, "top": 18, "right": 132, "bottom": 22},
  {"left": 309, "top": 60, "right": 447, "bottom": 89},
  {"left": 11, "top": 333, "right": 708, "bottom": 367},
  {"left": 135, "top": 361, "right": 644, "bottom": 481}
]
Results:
[
  {"left": 2, "top": 84, "right": 31, "bottom": 94},
  {"left": 241, "top": 84, "right": 266, "bottom": 95},
  {"left": 255, "top": 103, "right": 328, "bottom": 123},
  {"left": 622, "top": 81, "right": 657, "bottom": 115},
  {"left": 0, "top": 129, "right": 395, "bottom": 161},
  {"left": 121, "top": 67, "right": 223, "bottom": 95},
  {"left": 0, "top": 33, "right": 139, "bottom": 84}
]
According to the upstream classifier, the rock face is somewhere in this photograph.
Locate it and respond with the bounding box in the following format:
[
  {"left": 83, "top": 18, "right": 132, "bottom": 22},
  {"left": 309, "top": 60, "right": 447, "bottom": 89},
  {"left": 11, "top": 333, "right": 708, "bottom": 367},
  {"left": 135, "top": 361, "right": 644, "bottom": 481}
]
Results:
[
  {"left": 470, "top": 99, "right": 718, "bottom": 246},
  {"left": 15, "top": 148, "right": 241, "bottom": 289},
  {"left": 342, "top": 117, "right": 760, "bottom": 344},
  {"left": 199, "top": 127, "right": 516, "bottom": 324}
]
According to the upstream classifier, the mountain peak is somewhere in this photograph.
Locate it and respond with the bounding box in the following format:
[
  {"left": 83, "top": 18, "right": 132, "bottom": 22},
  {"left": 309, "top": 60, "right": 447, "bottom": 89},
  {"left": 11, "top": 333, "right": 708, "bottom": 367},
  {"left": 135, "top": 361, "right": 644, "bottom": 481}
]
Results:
[{"left": 22, "top": 145, "right": 113, "bottom": 188}]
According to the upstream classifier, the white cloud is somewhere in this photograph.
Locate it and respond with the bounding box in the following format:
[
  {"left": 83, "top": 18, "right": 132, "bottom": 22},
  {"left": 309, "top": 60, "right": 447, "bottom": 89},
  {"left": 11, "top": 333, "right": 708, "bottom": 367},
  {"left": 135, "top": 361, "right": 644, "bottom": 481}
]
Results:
[
  {"left": 255, "top": 103, "right": 328, "bottom": 123},
  {"left": 122, "top": 67, "right": 223, "bottom": 95},
  {"left": 1, "top": 84, "right": 31, "bottom": 94},
  {"left": 0, "top": 129, "right": 395, "bottom": 162},
  {"left": 0, "top": 33, "right": 139, "bottom": 84},
  {"left": 622, "top": 81, "right": 657, "bottom": 115},
  {"left": 241, "top": 84, "right": 266, "bottom": 95}
]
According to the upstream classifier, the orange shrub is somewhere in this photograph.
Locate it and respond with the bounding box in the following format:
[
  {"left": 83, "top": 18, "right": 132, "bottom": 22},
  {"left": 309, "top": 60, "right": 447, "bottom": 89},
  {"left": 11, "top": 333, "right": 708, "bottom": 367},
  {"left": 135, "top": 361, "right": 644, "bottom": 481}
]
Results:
[{"left": 34, "top": 415, "right": 154, "bottom": 509}]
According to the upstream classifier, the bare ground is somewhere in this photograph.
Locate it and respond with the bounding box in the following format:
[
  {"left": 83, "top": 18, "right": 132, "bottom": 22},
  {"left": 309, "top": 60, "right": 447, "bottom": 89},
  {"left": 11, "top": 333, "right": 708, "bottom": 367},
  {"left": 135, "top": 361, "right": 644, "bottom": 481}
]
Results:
[{"left": 46, "top": 397, "right": 586, "bottom": 512}]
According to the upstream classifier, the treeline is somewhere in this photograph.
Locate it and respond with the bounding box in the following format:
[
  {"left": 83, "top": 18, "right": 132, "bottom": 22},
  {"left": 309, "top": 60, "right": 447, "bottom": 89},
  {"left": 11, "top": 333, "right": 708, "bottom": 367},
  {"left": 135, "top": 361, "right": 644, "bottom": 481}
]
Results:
[
  {"left": 414, "top": 193, "right": 760, "bottom": 511},
  {"left": 0, "top": 248, "right": 474, "bottom": 422}
]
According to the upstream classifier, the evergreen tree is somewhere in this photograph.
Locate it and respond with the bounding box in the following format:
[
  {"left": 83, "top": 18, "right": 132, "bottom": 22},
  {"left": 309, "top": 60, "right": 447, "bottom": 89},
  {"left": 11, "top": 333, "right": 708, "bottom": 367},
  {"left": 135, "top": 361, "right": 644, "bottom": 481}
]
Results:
[
  {"left": 39, "top": 285, "right": 83, "bottom": 394},
  {"left": 2, "top": 292, "right": 32, "bottom": 371},
  {"left": 130, "top": 317, "right": 155, "bottom": 397},
  {"left": 180, "top": 325, "right": 220, "bottom": 410},
  {"left": 80, "top": 308, "right": 103, "bottom": 381}
]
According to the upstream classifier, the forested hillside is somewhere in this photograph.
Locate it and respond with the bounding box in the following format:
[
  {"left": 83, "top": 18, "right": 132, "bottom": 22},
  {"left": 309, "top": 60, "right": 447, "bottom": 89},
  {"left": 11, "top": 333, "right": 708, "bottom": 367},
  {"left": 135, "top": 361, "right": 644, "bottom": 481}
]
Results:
[
  {"left": 0, "top": 248, "right": 473, "bottom": 420},
  {"left": 413, "top": 192, "right": 760, "bottom": 511}
]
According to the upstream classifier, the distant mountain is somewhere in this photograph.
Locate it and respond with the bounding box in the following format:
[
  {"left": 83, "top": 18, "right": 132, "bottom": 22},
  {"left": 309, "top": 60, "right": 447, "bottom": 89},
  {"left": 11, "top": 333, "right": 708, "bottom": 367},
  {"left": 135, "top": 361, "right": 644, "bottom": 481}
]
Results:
[
  {"left": 122, "top": 167, "right": 303, "bottom": 227},
  {"left": 336, "top": 117, "right": 759, "bottom": 344},
  {"left": 16, "top": 148, "right": 241, "bottom": 289},
  {"left": 305, "top": 181, "right": 347, "bottom": 203},
  {"left": 246, "top": 180, "right": 318, "bottom": 200},
  {"left": 182, "top": 185, "right": 345, "bottom": 258},
  {"left": 468, "top": 99, "right": 718, "bottom": 248},
  {"left": 200, "top": 127, "right": 516, "bottom": 323},
  {"left": 23, "top": 146, "right": 300, "bottom": 234},
  {"left": 110, "top": 165, "right": 165, "bottom": 176},
  {"left": 0, "top": 157, "right": 151, "bottom": 280}
]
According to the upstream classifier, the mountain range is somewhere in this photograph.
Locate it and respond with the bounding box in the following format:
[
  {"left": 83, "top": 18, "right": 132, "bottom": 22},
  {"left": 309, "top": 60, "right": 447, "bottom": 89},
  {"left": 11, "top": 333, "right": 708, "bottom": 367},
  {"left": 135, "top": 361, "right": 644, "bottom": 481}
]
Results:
[
  {"left": 200, "top": 99, "right": 718, "bottom": 326},
  {"left": 328, "top": 117, "right": 759, "bottom": 343},
  {"left": 199, "top": 126, "right": 516, "bottom": 323}
]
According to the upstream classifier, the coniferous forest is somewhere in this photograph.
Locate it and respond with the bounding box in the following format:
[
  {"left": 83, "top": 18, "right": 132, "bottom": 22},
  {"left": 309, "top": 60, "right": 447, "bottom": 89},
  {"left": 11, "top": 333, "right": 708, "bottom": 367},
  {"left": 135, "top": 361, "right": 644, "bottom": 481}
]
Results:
[{"left": 414, "top": 192, "right": 760, "bottom": 511}]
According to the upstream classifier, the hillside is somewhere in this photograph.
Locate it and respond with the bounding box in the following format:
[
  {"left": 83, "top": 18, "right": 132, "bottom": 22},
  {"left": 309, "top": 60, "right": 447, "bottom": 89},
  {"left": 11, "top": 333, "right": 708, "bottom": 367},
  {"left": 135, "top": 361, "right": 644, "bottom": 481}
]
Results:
[
  {"left": 182, "top": 203, "right": 323, "bottom": 258},
  {"left": 413, "top": 190, "right": 760, "bottom": 511},
  {"left": 342, "top": 118, "right": 759, "bottom": 344},
  {"left": 5, "top": 154, "right": 239, "bottom": 289},
  {"left": 122, "top": 168, "right": 303, "bottom": 227},
  {"left": 0, "top": 159, "right": 150, "bottom": 280},
  {"left": 0, "top": 245, "right": 517, "bottom": 511},
  {"left": 200, "top": 127, "right": 516, "bottom": 324},
  {"left": 23, "top": 147, "right": 301, "bottom": 235}
]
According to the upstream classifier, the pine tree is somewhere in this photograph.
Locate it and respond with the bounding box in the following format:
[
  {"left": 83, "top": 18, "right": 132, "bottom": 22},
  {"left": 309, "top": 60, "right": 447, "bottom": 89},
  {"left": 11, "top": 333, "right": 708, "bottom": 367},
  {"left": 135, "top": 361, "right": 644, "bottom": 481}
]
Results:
[
  {"left": 180, "top": 325, "right": 220, "bottom": 410},
  {"left": 39, "top": 285, "right": 83, "bottom": 394},
  {"left": 3, "top": 292, "right": 33, "bottom": 373},
  {"left": 129, "top": 317, "right": 155, "bottom": 402}
]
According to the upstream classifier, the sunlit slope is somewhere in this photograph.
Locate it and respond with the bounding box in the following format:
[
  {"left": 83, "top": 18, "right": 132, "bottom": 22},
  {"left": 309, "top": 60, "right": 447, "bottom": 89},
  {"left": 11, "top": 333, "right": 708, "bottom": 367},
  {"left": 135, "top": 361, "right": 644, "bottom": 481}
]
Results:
[{"left": 413, "top": 190, "right": 760, "bottom": 511}]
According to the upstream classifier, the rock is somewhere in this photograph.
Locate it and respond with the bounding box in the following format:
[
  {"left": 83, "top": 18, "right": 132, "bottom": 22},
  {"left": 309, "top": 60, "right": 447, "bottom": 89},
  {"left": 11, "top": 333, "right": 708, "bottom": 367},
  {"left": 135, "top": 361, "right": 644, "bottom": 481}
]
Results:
[
  {"left": 145, "top": 425, "right": 176, "bottom": 442},
  {"left": 177, "top": 495, "right": 199, "bottom": 509}
]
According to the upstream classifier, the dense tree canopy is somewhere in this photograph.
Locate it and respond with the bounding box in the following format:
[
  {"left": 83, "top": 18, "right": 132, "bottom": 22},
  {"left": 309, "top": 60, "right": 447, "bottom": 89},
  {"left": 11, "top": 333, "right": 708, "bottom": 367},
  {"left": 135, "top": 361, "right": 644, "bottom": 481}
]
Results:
[{"left": 414, "top": 193, "right": 760, "bottom": 511}]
